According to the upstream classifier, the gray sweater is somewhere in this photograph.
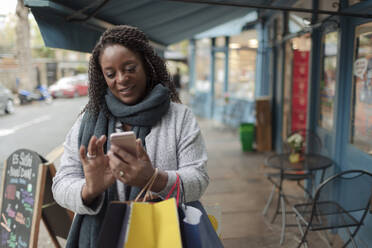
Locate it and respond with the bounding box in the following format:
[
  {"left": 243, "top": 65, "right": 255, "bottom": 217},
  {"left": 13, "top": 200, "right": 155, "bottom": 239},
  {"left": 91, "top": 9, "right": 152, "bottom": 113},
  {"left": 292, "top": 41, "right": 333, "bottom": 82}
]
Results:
[{"left": 52, "top": 102, "right": 209, "bottom": 215}]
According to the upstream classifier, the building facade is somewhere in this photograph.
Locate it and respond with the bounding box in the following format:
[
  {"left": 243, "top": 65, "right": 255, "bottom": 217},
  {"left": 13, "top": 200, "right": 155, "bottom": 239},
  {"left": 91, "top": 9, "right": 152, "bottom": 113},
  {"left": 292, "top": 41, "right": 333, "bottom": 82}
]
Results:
[{"left": 189, "top": 0, "right": 372, "bottom": 245}]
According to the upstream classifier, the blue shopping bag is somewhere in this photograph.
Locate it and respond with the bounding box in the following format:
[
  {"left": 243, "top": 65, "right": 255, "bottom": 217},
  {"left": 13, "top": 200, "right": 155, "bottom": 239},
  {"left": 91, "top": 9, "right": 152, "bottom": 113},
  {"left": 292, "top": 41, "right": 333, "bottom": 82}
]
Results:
[
  {"left": 167, "top": 174, "right": 223, "bottom": 248},
  {"left": 180, "top": 201, "right": 224, "bottom": 248}
]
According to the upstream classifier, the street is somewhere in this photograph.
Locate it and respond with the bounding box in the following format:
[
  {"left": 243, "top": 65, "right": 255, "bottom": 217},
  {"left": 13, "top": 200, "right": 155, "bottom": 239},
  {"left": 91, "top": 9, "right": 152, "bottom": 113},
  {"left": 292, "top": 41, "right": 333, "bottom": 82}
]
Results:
[{"left": 0, "top": 97, "right": 88, "bottom": 169}]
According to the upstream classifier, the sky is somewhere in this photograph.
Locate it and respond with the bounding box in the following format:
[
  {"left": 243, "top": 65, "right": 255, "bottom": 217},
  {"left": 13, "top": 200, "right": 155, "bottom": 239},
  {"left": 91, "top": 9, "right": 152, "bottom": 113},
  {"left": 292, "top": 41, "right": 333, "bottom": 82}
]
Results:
[{"left": 0, "top": 0, "right": 17, "bottom": 15}]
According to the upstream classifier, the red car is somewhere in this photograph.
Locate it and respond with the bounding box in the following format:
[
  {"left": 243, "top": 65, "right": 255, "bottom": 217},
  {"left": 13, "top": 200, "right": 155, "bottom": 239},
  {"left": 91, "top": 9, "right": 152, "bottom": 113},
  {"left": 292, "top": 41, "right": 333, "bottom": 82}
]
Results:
[
  {"left": 49, "top": 74, "right": 88, "bottom": 98},
  {"left": 73, "top": 74, "right": 89, "bottom": 96}
]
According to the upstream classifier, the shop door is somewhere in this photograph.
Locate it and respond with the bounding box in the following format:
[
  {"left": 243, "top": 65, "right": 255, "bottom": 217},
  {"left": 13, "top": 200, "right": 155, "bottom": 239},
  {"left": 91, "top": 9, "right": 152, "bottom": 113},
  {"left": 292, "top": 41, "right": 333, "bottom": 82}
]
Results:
[
  {"left": 339, "top": 21, "right": 372, "bottom": 170},
  {"left": 327, "top": 21, "right": 372, "bottom": 246}
]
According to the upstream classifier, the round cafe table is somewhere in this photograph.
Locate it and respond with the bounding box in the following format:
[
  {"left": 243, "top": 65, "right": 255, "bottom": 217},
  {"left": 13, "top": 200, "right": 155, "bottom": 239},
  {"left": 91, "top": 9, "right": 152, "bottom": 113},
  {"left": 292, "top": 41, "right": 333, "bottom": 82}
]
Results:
[
  {"left": 265, "top": 153, "right": 333, "bottom": 175},
  {"left": 263, "top": 152, "right": 334, "bottom": 245}
]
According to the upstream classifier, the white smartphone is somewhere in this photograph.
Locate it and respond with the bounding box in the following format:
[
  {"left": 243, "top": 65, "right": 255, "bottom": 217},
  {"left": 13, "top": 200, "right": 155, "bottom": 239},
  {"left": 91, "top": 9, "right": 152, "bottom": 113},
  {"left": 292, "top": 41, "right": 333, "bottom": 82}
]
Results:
[{"left": 110, "top": 131, "right": 137, "bottom": 156}]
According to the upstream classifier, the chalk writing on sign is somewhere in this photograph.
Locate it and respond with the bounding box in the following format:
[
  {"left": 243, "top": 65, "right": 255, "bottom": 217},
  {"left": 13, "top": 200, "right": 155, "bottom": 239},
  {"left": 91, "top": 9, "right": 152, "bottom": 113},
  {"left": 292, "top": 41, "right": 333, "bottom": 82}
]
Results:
[{"left": 0, "top": 149, "right": 43, "bottom": 248}]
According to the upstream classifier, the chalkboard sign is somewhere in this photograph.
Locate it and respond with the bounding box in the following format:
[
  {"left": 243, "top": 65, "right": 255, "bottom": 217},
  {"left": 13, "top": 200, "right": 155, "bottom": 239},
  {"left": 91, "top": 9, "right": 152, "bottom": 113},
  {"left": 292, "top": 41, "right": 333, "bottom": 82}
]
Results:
[{"left": 0, "top": 149, "right": 47, "bottom": 248}]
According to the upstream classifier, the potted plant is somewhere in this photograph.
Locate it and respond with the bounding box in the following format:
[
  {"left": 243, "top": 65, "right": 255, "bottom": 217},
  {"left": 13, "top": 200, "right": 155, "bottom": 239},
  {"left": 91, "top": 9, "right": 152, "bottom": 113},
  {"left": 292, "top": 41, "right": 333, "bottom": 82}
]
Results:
[{"left": 286, "top": 133, "right": 304, "bottom": 163}]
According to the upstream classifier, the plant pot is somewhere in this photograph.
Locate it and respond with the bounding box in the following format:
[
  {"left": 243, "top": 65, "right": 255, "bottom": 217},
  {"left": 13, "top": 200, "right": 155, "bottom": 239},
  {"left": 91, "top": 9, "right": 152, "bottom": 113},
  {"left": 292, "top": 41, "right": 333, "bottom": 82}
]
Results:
[{"left": 289, "top": 152, "right": 300, "bottom": 163}]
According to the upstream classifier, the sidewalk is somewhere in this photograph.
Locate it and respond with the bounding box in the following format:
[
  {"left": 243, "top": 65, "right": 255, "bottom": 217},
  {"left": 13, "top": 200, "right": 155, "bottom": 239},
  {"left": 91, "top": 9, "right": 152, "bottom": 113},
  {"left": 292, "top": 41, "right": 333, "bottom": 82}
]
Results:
[{"left": 197, "top": 117, "right": 342, "bottom": 248}]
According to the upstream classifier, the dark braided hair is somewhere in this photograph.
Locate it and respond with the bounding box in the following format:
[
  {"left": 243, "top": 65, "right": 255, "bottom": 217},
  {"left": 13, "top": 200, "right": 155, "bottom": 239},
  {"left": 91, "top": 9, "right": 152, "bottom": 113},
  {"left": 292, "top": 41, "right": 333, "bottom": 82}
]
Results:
[{"left": 82, "top": 25, "right": 180, "bottom": 116}]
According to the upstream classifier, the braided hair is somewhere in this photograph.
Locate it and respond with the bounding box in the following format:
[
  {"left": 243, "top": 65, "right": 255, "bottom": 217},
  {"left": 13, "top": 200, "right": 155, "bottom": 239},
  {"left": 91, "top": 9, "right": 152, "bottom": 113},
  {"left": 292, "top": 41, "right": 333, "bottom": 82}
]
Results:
[{"left": 83, "top": 25, "right": 180, "bottom": 116}]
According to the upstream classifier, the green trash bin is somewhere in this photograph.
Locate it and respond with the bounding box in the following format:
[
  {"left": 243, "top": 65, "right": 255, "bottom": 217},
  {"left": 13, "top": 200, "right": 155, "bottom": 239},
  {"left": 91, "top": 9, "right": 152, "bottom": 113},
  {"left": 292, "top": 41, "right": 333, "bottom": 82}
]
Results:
[{"left": 239, "top": 123, "right": 255, "bottom": 152}]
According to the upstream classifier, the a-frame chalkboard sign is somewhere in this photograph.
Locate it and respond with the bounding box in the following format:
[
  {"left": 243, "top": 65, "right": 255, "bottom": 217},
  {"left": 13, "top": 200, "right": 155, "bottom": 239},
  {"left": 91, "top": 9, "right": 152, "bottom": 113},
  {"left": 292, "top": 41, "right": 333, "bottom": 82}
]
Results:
[
  {"left": 0, "top": 149, "right": 47, "bottom": 248},
  {"left": 0, "top": 149, "right": 73, "bottom": 248}
]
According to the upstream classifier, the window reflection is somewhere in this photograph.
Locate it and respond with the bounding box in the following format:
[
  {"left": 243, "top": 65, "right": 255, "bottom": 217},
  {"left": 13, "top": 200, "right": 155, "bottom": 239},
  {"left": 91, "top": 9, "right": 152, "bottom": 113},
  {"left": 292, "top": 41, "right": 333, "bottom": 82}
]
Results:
[
  {"left": 319, "top": 32, "right": 338, "bottom": 130},
  {"left": 195, "top": 39, "right": 211, "bottom": 92},
  {"left": 351, "top": 22, "right": 372, "bottom": 154},
  {"left": 228, "top": 30, "right": 257, "bottom": 100}
]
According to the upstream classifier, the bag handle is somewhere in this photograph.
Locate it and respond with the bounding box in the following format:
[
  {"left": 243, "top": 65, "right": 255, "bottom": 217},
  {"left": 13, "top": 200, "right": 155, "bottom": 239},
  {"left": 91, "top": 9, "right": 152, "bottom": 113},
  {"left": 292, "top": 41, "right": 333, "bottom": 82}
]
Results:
[
  {"left": 165, "top": 174, "right": 180, "bottom": 206},
  {"left": 134, "top": 168, "right": 159, "bottom": 202}
]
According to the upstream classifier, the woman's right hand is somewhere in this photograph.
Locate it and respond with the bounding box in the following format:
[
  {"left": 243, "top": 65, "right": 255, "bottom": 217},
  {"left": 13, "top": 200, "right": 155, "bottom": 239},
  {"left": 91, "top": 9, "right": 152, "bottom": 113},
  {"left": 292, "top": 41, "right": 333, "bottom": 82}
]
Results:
[{"left": 79, "top": 135, "right": 115, "bottom": 205}]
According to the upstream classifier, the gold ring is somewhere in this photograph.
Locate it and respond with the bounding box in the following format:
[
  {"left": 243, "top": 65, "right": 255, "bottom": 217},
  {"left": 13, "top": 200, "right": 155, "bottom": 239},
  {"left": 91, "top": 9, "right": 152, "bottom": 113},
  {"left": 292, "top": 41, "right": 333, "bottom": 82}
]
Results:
[{"left": 119, "top": 171, "right": 124, "bottom": 177}]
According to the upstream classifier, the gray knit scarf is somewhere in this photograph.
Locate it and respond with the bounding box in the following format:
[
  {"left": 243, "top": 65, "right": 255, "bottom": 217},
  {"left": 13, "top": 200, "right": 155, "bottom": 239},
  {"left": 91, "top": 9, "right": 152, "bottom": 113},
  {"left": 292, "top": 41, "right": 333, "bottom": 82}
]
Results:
[{"left": 66, "top": 84, "right": 170, "bottom": 248}]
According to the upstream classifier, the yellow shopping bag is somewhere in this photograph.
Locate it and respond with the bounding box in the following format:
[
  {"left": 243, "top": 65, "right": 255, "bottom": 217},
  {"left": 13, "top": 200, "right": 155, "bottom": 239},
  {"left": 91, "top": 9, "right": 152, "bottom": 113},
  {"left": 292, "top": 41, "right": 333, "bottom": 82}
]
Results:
[
  {"left": 98, "top": 170, "right": 182, "bottom": 248},
  {"left": 123, "top": 198, "right": 182, "bottom": 248}
]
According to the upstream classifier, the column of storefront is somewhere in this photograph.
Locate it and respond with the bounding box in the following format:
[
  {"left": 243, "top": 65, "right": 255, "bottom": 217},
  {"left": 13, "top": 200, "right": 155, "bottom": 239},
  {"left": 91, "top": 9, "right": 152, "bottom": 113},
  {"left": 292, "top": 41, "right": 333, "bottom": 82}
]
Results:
[
  {"left": 307, "top": 0, "right": 322, "bottom": 149},
  {"left": 224, "top": 36, "right": 229, "bottom": 93},
  {"left": 275, "top": 13, "right": 288, "bottom": 152},
  {"left": 188, "top": 39, "right": 196, "bottom": 90},
  {"left": 333, "top": 16, "right": 353, "bottom": 168},
  {"left": 209, "top": 38, "right": 216, "bottom": 118},
  {"left": 255, "top": 22, "right": 265, "bottom": 98},
  {"left": 261, "top": 22, "right": 271, "bottom": 96}
]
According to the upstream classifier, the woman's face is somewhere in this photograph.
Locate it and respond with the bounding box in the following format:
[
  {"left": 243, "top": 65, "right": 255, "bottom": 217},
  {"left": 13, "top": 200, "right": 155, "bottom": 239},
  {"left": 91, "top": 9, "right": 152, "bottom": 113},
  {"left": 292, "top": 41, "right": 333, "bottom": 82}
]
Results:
[{"left": 100, "top": 44, "right": 147, "bottom": 105}]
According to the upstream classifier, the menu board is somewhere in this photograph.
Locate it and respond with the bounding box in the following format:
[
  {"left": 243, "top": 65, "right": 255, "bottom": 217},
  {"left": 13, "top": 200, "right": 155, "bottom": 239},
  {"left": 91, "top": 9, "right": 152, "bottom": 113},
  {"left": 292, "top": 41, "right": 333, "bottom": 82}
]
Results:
[{"left": 0, "top": 149, "right": 47, "bottom": 248}]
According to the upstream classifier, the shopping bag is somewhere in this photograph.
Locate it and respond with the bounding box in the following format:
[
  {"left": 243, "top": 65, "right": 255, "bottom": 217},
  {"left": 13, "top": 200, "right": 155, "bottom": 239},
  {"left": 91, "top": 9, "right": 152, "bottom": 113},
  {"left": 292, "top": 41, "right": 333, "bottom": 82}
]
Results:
[
  {"left": 97, "top": 169, "right": 183, "bottom": 248},
  {"left": 168, "top": 175, "right": 224, "bottom": 248},
  {"left": 126, "top": 198, "right": 182, "bottom": 248},
  {"left": 182, "top": 201, "right": 224, "bottom": 248},
  {"left": 97, "top": 201, "right": 129, "bottom": 248},
  {"left": 204, "top": 203, "right": 222, "bottom": 237}
]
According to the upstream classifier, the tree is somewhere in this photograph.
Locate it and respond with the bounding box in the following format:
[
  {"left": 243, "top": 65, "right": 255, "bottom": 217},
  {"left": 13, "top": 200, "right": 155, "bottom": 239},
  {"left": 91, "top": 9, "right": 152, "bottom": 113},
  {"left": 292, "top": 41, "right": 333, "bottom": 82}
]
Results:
[{"left": 15, "top": 0, "right": 34, "bottom": 91}]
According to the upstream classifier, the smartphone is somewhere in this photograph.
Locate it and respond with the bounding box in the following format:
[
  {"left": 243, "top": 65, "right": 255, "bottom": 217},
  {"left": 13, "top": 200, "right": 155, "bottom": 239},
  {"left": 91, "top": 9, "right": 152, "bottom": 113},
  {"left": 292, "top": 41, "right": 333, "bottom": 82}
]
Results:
[{"left": 110, "top": 131, "right": 137, "bottom": 156}]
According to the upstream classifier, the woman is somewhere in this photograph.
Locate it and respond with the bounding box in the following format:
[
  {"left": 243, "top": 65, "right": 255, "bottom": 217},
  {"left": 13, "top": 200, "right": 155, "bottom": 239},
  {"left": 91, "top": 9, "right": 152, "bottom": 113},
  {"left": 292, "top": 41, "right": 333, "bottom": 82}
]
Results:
[{"left": 52, "top": 25, "right": 209, "bottom": 247}]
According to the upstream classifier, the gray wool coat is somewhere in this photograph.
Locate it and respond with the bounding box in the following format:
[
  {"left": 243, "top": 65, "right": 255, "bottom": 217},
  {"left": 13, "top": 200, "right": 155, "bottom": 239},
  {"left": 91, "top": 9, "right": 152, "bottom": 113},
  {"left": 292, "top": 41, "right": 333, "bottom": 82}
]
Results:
[{"left": 52, "top": 102, "right": 209, "bottom": 215}]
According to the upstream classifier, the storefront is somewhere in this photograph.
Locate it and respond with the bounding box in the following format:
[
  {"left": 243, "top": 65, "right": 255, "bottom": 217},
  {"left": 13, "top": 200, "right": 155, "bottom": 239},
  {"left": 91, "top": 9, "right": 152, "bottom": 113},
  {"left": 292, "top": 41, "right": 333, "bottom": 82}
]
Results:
[
  {"left": 189, "top": 27, "right": 258, "bottom": 127},
  {"left": 263, "top": 0, "right": 372, "bottom": 244}
]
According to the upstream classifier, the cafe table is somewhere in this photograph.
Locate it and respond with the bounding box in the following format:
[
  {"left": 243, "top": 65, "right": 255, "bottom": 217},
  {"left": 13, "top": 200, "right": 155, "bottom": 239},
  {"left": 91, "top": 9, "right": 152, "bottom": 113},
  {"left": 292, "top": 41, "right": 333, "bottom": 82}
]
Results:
[{"left": 263, "top": 153, "right": 333, "bottom": 245}]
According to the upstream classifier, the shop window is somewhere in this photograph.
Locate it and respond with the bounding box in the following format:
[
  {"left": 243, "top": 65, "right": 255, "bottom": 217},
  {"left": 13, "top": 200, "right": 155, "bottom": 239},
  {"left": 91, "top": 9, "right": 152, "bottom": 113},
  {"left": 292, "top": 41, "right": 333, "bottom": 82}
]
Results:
[
  {"left": 228, "top": 49, "right": 256, "bottom": 100},
  {"left": 215, "top": 37, "right": 225, "bottom": 47},
  {"left": 350, "top": 22, "right": 372, "bottom": 154},
  {"left": 319, "top": 31, "right": 338, "bottom": 130},
  {"left": 228, "top": 30, "right": 257, "bottom": 100},
  {"left": 195, "top": 38, "right": 211, "bottom": 92},
  {"left": 214, "top": 52, "right": 225, "bottom": 99},
  {"left": 229, "top": 29, "right": 257, "bottom": 49}
]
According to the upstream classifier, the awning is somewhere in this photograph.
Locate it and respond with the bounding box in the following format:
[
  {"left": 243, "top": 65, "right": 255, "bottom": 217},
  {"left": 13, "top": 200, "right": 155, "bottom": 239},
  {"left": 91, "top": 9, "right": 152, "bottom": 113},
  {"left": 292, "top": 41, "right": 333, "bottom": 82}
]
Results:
[
  {"left": 195, "top": 11, "right": 257, "bottom": 39},
  {"left": 25, "top": 0, "right": 266, "bottom": 53},
  {"left": 26, "top": 0, "right": 369, "bottom": 54}
]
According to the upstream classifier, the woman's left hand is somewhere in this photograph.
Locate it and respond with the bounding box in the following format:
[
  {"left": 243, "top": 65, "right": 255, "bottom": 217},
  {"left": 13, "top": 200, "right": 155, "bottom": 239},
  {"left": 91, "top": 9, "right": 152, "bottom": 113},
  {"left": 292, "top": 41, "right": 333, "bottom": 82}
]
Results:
[{"left": 108, "top": 139, "right": 155, "bottom": 187}]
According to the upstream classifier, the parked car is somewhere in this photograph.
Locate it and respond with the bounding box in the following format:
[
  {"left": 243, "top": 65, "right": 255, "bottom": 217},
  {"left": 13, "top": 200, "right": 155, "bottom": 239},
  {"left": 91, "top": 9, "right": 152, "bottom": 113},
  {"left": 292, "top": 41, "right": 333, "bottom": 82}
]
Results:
[
  {"left": 49, "top": 74, "right": 88, "bottom": 98},
  {"left": 72, "top": 74, "right": 89, "bottom": 96},
  {"left": 0, "top": 83, "right": 14, "bottom": 114},
  {"left": 49, "top": 77, "right": 76, "bottom": 98}
]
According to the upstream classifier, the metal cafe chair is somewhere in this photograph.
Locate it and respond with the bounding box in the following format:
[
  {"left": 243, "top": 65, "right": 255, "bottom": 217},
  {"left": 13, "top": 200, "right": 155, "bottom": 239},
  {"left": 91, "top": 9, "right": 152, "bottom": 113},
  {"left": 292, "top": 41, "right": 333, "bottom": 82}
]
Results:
[
  {"left": 293, "top": 170, "right": 372, "bottom": 248},
  {"left": 262, "top": 129, "right": 324, "bottom": 245}
]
